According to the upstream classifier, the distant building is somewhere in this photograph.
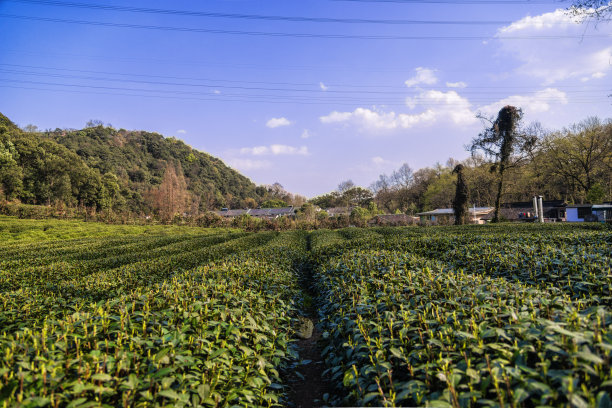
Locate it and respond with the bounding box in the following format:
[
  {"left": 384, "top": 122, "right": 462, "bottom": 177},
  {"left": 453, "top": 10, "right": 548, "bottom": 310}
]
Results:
[
  {"left": 481, "top": 200, "right": 567, "bottom": 222},
  {"left": 214, "top": 206, "right": 295, "bottom": 219},
  {"left": 248, "top": 207, "right": 296, "bottom": 219},
  {"left": 215, "top": 209, "right": 250, "bottom": 218},
  {"left": 416, "top": 207, "right": 494, "bottom": 224},
  {"left": 324, "top": 207, "right": 354, "bottom": 217},
  {"left": 368, "top": 214, "right": 419, "bottom": 226},
  {"left": 566, "top": 204, "right": 612, "bottom": 222}
]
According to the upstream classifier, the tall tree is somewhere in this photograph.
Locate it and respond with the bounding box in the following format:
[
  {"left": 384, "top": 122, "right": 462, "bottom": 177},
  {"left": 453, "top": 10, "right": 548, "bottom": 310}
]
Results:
[
  {"left": 470, "top": 106, "right": 537, "bottom": 223},
  {"left": 452, "top": 164, "right": 470, "bottom": 225},
  {"left": 153, "top": 162, "right": 188, "bottom": 222},
  {"left": 0, "top": 137, "right": 23, "bottom": 200},
  {"left": 540, "top": 118, "right": 612, "bottom": 202},
  {"left": 337, "top": 180, "right": 355, "bottom": 194}
]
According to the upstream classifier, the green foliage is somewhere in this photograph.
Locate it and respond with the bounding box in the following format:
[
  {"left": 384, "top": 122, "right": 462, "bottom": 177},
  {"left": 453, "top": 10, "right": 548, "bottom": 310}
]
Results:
[
  {"left": 423, "top": 170, "right": 455, "bottom": 211},
  {"left": 0, "top": 112, "right": 20, "bottom": 132},
  {"left": 587, "top": 183, "right": 606, "bottom": 204},
  {"left": 0, "top": 139, "right": 23, "bottom": 200},
  {"left": 1, "top": 216, "right": 610, "bottom": 407},
  {"left": 261, "top": 199, "right": 287, "bottom": 208},
  {"left": 0, "top": 112, "right": 264, "bottom": 215},
  {"left": 48, "top": 124, "right": 262, "bottom": 210},
  {"left": 310, "top": 224, "right": 612, "bottom": 407},
  {"left": 311, "top": 187, "right": 374, "bottom": 209},
  {"left": 0, "top": 218, "right": 307, "bottom": 407}
]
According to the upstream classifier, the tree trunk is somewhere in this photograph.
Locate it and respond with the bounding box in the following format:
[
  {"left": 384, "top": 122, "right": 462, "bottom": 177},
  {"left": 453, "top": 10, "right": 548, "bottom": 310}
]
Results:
[{"left": 492, "top": 165, "right": 506, "bottom": 223}]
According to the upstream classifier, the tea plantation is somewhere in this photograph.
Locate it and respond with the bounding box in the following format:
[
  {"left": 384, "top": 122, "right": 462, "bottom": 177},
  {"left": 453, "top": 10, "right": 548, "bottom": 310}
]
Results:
[{"left": 0, "top": 216, "right": 610, "bottom": 407}]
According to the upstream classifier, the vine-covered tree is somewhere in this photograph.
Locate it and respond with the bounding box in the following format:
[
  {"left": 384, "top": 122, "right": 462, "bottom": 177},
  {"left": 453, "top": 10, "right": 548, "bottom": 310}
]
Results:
[
  {"left": 469, "top": 106, "right": 537, "bottom": 223},
  {"left": 452, "top": 164, "right": 469, "bottom": 225}
]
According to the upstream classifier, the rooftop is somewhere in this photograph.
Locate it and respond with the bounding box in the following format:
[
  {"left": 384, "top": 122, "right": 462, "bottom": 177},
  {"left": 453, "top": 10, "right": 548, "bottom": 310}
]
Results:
[{"left": 416, "top": 207, "right": 494, "bottom": 216}]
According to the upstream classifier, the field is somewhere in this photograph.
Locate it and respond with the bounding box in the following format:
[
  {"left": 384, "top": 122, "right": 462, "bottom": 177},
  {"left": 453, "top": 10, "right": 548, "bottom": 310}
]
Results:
[{"left": 0, "top": 216, "right": 610, "bottom": 407}]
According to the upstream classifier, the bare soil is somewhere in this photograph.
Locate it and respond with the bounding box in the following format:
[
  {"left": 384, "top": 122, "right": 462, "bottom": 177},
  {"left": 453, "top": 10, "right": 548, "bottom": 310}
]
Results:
[{"left": 287, "top": 317, "right": 332, "bottom": 408}]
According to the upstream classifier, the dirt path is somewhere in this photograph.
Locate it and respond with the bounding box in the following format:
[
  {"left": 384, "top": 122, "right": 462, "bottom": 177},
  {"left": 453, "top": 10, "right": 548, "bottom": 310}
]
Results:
[
  {"left": 288, "top": 317, "right": 331, "bottom": 408},
  {"left": 288, "top": 242, "right": 333, "bottom": 408}
]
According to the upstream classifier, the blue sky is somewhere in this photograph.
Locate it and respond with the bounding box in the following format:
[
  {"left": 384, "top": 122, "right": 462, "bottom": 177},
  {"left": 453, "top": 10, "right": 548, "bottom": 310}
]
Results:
[{"left": 1, "top": 0, "right": 611, "bottom": 197}]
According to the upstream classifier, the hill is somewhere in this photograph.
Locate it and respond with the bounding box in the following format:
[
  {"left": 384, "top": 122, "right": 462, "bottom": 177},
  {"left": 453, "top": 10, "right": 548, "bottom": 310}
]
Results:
[{"left": 0, "top": 112, "right": 264, "bottom": 216}]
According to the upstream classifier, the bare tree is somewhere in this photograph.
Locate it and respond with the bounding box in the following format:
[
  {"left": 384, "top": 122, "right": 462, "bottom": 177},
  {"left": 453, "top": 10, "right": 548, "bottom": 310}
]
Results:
[
  {"left": 569, "top": 0, "right": 612, "bottom": 20},
  {"left": 85, "top": 119, "right": 104, "bottom": 128},
  {"left": 391, "top": 163, "right": 414, "bottom": 189},
  {"left": 22, "top": 124, "right": 39, "bottom": 133},
  {"left": 370, "top": 174, "right": 391, "bottom": 194},
  {"left": 337, "top": 180, "right": 355, "bottom": 193},
  {"left": 153, "top": 162, "right": 188, "bottom": 222}
]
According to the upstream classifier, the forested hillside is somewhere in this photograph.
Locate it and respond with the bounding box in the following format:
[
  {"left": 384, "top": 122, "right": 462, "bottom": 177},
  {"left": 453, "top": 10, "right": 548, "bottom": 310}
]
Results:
[{"left": 0, "top": 112, "right": 264, "bottom": 216}]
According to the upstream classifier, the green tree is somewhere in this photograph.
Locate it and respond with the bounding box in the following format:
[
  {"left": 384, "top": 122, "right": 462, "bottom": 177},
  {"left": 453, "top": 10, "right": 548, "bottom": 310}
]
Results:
[
  {"left": 423, "top": 169, "right": 454, "bottom": 211},
  {"left": 541, "top": 118, "right": 612, "bottom": 203},
  {"left": 452, "top": 164, "right": 470, "bottom": 225},
  {"left": 101, "top": 173, "right": 121, "bottom": 211},
  {"left": 341, "top": 187, "right": 373, "bottom": 207},
  {"left": 298, "top": 202, "right": 317, "bottom": 221},
  {"left": 261, "top": 199, "right": 287, "bottom": 208},
  {"left": 586, "top": 183, "right": 606, "bottom": 203},
  {"left": 0, "top": 139, "right": 23, "bottom": 200},
  {"left": 350, "top": 207, "right": 370, "bottom": 227}
]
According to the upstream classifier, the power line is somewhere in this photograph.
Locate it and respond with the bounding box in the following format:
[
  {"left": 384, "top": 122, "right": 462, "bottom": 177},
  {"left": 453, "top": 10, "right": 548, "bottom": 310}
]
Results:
[
  {"left": 1, "top": 67, "right": 608, "bottom": 96},
  {"left": 1, "top": 13, "right": 608, "bottom": 40},
  {"left": 333, "top": 0, "right": 566, "bottom": 3},
  {"left": 1, "top": 79, "right": 606, "bottom": 106},
  {"left": 5, "top": 0, "right": 520, "bottom": 25}
]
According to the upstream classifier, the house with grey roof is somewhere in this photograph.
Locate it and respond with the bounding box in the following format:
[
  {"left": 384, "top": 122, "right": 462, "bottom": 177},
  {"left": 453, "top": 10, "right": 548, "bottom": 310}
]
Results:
[
  {"left": 214, "top": 209, "right": 250, "bottom": 218},
  {"left": 324, "top": 207, "right": 354, "bottom": 217},
  {"left": 416, "top": 207, "right": 494, "bottom": 224},
  {"left": 214, "top": 206, "right": 295, "bottom": 219}
]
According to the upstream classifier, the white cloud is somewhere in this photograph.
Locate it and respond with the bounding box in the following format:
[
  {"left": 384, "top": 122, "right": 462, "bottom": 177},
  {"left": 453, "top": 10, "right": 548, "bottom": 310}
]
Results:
[
  {"left": 266, "top": 117, "right": 292, "bottom": 128},
  {"left": 213, "top": 89, "right": 221, "bottom": 95},
  {"left": 407, "top": 90, "right": 477, "bottom": 126},
  {"left": 176, "top": 129, "right": 186, "bottom": 134},
  {"left": 301, "top": 129, "right": 311, "bottom": 139},
  {"left": 320, "top": 81, "right": 571, "bottom": 133},
  {"left": 270, "top": 144, "right": 309, "bottom": 155},
  {"left": 240, "top": 144, "right": 309, "bottom": 156},
  {"left": 496, "top": 8, "right": 612, "bottom": 84},
  {"left": 581, "top": 71, "right": 607, "bottom": 81},
  {"left": 320, "top": 107, "right": 437, "bottom": 130},
  {"left": 228, "top": 158, "right": 271, "bottom": 171},
  {"left": 371, "top": 156, "right": 389, "bottom": 165},
  {"left": 479, "top": 88, "right": 568, "bottom": 116},
  {"left": 319, "top": 82, "right": 328, "bottom": 91},
  {"left": 405, "top": 67, "right": 438, "bottom": 87},
  {"left": 446, "top": 81, "right": 467, "bottom": 89},
  {"left": 240, "top": 146, "right": 269, "bottom": 155},
  {"left": 321, "top": 88, "right": 479, "bottom": 131}
]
